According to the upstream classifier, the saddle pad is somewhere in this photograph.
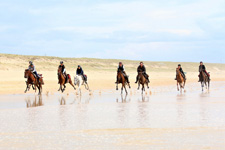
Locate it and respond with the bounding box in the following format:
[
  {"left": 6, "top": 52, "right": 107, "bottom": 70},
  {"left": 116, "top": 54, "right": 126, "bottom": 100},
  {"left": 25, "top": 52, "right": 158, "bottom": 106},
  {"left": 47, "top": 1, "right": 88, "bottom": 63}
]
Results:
[{"left": 67, "top": 74, "right": 71, "bottom": 79}]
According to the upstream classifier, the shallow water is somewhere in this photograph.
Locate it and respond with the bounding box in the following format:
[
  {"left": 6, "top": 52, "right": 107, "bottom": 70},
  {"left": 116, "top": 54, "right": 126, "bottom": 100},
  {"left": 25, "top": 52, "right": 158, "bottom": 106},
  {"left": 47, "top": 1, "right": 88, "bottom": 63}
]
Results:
[{"left": 0, "top": 82, "right": 225, "bottom": 149}]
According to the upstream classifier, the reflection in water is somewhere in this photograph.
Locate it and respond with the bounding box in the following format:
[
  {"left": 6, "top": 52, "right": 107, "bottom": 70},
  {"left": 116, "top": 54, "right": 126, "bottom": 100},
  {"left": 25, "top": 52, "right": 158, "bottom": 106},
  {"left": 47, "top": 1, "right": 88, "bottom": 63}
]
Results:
[
  {"left": 116, "top": 94, "right": 130, "bottom": 103},
  {"left": 59, "top": 96, "right": 66, "bottom": 105},
  {"left": 138, "top": 94, "right": 149, "bottom": 102},
  {"left": 176, "top": 93, "right": 186, "bottom": 125},
  {"left": 25, "top": 95, "right": 43, "bottom": 108}
]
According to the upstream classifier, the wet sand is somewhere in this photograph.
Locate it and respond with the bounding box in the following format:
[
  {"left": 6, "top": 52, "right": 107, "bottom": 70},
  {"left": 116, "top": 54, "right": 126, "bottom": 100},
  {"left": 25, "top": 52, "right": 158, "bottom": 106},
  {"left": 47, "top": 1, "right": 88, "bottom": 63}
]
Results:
[{"left": 0, "top": 82, "right": 225, "bottom": 149}]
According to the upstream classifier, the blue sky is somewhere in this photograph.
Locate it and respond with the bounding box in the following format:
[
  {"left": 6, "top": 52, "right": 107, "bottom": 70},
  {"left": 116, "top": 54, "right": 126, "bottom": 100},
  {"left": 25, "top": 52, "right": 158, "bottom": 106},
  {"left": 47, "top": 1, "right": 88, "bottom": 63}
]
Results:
[{"left": 0, "top": 0, "right": 225, "bottom": 63}]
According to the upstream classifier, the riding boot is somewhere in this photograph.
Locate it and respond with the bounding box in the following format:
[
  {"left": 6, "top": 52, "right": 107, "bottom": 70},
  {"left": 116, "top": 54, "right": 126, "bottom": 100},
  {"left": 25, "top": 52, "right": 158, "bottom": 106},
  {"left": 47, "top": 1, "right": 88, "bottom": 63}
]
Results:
[
  {"left": 135, "top": 76, "right": 138, "bottom": 83},
  {"left": 147, "top": 77, "right": 150, "bottom": 83},
  {"left": 126, "top": 76, "right": 130, "bottom": 83},
  {"left": 175, "top": 77, "right": 177, "bottom": 80}
]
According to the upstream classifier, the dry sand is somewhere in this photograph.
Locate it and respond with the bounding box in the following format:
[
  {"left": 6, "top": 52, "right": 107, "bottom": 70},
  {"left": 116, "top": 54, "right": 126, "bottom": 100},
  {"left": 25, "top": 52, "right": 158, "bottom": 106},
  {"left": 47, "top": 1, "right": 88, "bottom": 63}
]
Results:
[{"left": 0, "top": 53, "right": 225, "bottom": 94}]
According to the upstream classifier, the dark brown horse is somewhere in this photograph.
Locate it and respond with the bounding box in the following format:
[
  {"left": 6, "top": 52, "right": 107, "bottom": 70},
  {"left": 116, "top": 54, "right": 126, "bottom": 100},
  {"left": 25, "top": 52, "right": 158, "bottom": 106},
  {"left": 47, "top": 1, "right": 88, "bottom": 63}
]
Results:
[
  {"left": 137, "top": 72, "right": 149, "bottom": 94},
  {"left": 58, "top": 67, "right": 76, "bottom": 92},
  {"left": 116, "top": 71, "right": 130, "bottom": 94},
  {"left": 199, "top": 71, "right": 210, "bottom": 91},
  {"left": 24, "top": 69, "right": 44, "bottom": 94},
  {"left": 176, "top": 68, "right": 186, "bottom": 92}
]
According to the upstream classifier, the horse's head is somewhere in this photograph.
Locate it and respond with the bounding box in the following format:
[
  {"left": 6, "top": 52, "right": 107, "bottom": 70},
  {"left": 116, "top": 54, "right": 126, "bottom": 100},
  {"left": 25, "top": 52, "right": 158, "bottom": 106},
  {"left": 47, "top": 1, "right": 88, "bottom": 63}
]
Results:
[
  {"left": 24, "top": 69, "right": 30, "bottom": 78},
  {"left": 57, "top": 67, "right": 61, "bottom": 76},
  {"left": 176, "top": 68, "right": 180, "bottom": 75},
  {"left": 117, "top": 71, "right": 123, "bottom": 79}
]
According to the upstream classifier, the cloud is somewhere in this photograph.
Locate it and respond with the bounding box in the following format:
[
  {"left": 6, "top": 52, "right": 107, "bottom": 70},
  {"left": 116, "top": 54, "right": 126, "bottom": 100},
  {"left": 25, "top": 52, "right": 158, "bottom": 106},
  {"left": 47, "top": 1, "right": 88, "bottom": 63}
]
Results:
[{"left": 0, "top": 0, "right": 225, "bottom": 63}]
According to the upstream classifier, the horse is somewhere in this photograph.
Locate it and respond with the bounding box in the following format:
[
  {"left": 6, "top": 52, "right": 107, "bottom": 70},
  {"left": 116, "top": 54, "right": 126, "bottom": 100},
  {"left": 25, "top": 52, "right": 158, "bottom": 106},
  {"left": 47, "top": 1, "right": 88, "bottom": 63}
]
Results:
[
  {"left": 24, "top": 69, "right": 44, "bottom": 94},
  {"left": 57, "top": 67, "right": 76, "bottom": 92},
  {"left": 137, "top": 72, "right": 149, "bottom": 94},
  {"left": 116, "top": 71, "right": 131, "bottom": 94},
  {"left": 74, "top": 75, "right": 89, "bottom": 94},
  {"left": 199, "top": 71, "right": 210, "bottom": 91},
  {"left": 176, "top": 68, "right": 186, "bottom": 92}
]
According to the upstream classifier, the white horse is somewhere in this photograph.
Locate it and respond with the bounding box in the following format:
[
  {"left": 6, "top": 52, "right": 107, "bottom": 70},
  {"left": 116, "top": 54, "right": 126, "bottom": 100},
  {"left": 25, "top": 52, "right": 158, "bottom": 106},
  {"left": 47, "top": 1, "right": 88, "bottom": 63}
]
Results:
[{"left": 74, "top": 75, "right": 89, "bottom": 94}]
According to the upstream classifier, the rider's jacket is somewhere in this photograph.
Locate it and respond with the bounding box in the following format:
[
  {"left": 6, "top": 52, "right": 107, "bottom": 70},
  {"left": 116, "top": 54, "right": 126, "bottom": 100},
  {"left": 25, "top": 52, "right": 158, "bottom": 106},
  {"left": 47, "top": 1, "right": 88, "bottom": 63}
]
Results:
[
  {"left": 199, "top": 65, "right": 206, "bottom": 72},
  {"left": 117, "top": 65, "right": 125, "bottom": 72},
  {"left": 76, "top": 67, "right": 84, "bottom": 75},
  {"left": 137, "top": 65, "right": 146, "bottom": 73},
  {"left": 179, "top": 68, "right": 185, "bottom": 74},
  {"left": 59, "top": 65, "right": 66, "bottom": 74},
  {"left": 28, "top": 64, "right": 36, "bottom": 72}
]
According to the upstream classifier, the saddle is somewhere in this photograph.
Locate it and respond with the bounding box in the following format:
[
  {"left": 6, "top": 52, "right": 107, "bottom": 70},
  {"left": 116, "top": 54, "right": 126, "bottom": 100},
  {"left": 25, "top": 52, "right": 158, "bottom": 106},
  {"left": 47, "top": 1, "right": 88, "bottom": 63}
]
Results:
[
  {"left": 83, "top": 74, "right": 87, "bottom": 81},
  {"left": 65, "top": 74, "right": 71, "bottom": 83},
  {"left": 32, "top": 73, "right": 43, "bottom": 78}
]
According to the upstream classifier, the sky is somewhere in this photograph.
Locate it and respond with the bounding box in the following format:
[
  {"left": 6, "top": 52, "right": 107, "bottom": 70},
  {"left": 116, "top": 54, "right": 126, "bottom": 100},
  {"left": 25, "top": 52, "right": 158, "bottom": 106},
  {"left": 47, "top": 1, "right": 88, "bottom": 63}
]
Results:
[{"left": 0, "top": 0, "right": 225, "bottom": 63}]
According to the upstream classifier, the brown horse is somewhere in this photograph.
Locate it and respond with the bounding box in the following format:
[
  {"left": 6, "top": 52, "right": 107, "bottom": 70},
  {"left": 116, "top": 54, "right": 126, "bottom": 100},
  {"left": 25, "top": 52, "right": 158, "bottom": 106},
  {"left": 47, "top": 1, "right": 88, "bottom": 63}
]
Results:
[
  {"left": 116, "top": 71, "right": 130, "bottom": 94},
  {"left": 24, "top": 69, "right": 44, "bottom": 94},
  {"left": 137, "top": 72, "right": 149, "bottom": 94},
  {"left": 176, "top": 68, "right": 186, "bottom": 92},
  {"left": 57, "top": 67, "right": 76, "bottom": 92},
  {"left": 199, "top": 71, "right": 210, "bottom": 91}
]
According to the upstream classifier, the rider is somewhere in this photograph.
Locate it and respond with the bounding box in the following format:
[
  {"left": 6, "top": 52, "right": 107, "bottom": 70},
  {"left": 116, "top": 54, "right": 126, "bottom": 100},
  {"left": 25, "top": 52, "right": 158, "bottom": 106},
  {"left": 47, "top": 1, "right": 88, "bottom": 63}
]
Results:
[
  {"left": 175, "top": 64, "right": 186, "bottom": 80},
  {"left": 58, "top": 61, "right": 67, "bottom": 82},
  {"left": 115, "top": 62, "right": 130, "bottom": 84},
  {"left": 198, "top": 61, "right": 210, "bottom": 81},
  {"left": 135, "top": 62, "right": 150, "bottom": 83},
  {"left": 28, "top": 61, "right": 39, "bottom": 83},
  {"left": 76, "top": 65, "right": 87, "bottom": 82}
]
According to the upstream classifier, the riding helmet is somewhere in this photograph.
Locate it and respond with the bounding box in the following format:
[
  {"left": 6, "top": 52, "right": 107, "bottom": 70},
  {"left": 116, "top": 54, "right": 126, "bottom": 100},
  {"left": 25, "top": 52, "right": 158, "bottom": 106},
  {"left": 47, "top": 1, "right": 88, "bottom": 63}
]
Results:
[
  {"left": 178, "top": 64, "right": 181, "bottom": 66},
  {"left": 119, "top": 62, "right": 122, "bottom": 64},
  {"left": 29, "top": 61, "right": 33, "bottom": 64},
  {"left": 60, "top": 61, "right": 63, "bottom": 64},
  {"left": 78, "top": 65, "right": 81, "bottom": 67},
  {"left": 200, "top": 61, "right": 203, "bottom": 63}
]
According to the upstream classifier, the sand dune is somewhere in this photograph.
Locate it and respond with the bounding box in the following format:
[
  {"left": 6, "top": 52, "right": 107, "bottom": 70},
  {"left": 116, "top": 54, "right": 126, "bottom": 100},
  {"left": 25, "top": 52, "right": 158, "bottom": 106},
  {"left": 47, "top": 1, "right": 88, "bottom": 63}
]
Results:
[{"left": 0, "top": 53, "right": 225, "bottom": 94}]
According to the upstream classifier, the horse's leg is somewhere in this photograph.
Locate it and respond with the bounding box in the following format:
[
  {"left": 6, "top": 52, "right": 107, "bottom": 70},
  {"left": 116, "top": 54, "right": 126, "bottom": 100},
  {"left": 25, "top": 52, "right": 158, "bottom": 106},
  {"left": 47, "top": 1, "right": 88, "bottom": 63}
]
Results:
[
  {"left": 121, "top": 85, "right": 123, "bottom": 94},
  {"left": 79, "top": 82, "right": 81, "bottom": 95},
  {"left": 177, "top": 82, "right": 179, "bottom": 91},
  {"left": 201, "top": 82, "right": 204, "bottom": 91},
  {"left": 34, "top": 84, "right": 37, "bottom": 93},
  {"left": 60, "top": 84, "right": 64, "bottom": 93},
  {"left": 69, "top": 79, "right": 76, "bottom": 90},
  {"left": 208, "top": 81, "right": 210, "bottom": 90},
  {"left": 137, "top": 83, "right": 140, "bottom": 90},
  {"left": 146, "top": 81, "right": 149, "bottom": 89},
  {"left": 24, "top": 83, "right": 29, "bottom": 93},
  {"left": 180, "top": 83, "right": 182, "bottom": 93},
  {"left": 85, "top": 82, "right": 89, "bottom": 90},
  {"left": 63, "top": 84, "right": 66, "bottom": 92},
  {"left": 37, "top": 84, "right": 41, "bottom": 95},
  {"left": 116, "top": 83, "right": 118, "bottom": 90},
  {"left": 124, "top": 84, "right": 127, "bottom": 94}
]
